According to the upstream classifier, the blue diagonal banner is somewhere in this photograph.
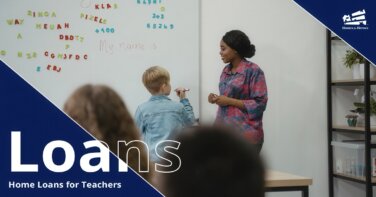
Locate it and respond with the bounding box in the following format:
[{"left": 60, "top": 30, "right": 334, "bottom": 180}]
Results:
[
  {"left": 0, "top": 60, "right": 162, "bottom": 196},
  {"left": 294, "top": 0, "right": 376, "bottom": 64}
]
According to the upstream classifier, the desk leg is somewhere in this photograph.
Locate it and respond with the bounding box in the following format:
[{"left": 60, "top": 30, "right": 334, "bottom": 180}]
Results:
[
  {"left": 302, "top": 186, "right": 308, "bottom": 197},
  {"left": 266, "top": 186, "right": 309, "bottom": 197}
]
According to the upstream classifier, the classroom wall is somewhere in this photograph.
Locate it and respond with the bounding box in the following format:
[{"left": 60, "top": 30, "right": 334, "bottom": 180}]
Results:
[{"left": 200, "top": 0, "right": 327, "bottom": 197}]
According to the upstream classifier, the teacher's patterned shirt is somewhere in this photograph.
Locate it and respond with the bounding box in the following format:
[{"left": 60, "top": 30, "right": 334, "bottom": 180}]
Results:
[{"left": 215, "top": 59, "right": 268, "bottom": 144}]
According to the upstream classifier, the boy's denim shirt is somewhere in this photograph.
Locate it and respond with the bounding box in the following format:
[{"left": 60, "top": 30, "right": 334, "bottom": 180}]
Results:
[{"left": 135, "top": 95, "right": 195, "bottom": 162}]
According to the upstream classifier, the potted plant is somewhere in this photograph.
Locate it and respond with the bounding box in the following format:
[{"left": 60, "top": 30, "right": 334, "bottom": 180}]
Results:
[
  {"left": 345, "top": 114, "right": 358, "bottom": 127},
  {"left": 343, "top": 49, "right": 365, "bottom": 69},
  {"left": 343, "top": 49, "right": 374, "bottom": 79},
  {"left": 350, "top": 97, "right": 376, "bottom": 127}
]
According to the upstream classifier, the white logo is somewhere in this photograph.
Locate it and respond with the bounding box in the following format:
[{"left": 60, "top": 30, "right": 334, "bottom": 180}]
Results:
[
  {"left": 343, "top": 9, "right": 366, "bottom": 25},
  {"left": 342, "top": 9, "right": 368, "bottom": 30}
]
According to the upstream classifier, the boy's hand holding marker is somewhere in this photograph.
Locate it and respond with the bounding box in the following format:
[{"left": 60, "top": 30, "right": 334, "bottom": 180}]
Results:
[{"left": 175, "top": 88, "right": 190, "bottom": 99}]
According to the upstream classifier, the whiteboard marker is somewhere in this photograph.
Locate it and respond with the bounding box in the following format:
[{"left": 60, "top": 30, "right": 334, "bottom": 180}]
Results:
[{"left": 175, "top": 88, "right": 190, "bottom": 92}]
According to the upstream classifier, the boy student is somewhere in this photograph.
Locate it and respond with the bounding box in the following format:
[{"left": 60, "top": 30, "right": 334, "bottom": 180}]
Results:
[{"left": 135, "top": 66, "right": 196, "bottom": 162}]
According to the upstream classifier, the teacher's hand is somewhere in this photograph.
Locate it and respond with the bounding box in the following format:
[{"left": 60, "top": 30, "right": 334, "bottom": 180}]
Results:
[
  {"left": 215, "top": 95, "right": 230, "bottom": 106},
  {"left": 208, "top": 93, "right": 218, "bottom": 104}
]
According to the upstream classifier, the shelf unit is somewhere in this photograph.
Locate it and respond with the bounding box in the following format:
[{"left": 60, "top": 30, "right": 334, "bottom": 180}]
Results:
[
  {"left": 332, "top": 125, "right": 376, "bottom": 134},
  {"left": 327, "top": 30, "right": 374, "bottom": 197},
  {"left": 331, "top": 79, "right": 376, "bottom": 86},
  {"left": 333, "top": 173, "right": 376, "bottom": 185}
]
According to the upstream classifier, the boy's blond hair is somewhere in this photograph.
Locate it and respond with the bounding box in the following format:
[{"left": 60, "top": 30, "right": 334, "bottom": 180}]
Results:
[{"left": 142, "top": 66, "right": 170, "bottom": 94}]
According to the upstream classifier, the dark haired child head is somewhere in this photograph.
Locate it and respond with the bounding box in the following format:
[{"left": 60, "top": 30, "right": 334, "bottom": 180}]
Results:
[{"left": 159, "top": 125, "right": 265, "bottom": 197}]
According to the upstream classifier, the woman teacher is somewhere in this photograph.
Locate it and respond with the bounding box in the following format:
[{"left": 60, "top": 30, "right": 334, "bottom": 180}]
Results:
[{"left": 208, "top": 30, "right": 268, "bottom": 153}]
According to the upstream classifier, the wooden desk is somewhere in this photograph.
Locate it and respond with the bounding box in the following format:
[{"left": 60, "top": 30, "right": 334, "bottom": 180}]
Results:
[{"left": 265, "top": 170, "right": 313, "bottom": 197}]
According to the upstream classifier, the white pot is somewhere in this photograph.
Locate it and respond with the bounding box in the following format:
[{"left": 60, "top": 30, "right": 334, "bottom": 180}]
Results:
[
  {"left": 352, "top": 64, "right": 361, "bottom": 79},
  {"left": 359, "top": 63, "right": 376, "bottom": 79}
]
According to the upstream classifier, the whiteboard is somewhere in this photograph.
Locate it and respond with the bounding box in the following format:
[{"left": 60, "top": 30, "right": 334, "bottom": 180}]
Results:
[{"left": 0, "top": 0, "right": 199, "bottom": 117}]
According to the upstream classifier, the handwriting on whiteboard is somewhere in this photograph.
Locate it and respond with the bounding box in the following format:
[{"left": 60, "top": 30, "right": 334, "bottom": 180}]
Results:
[{"left": 99, "top": 40, "right": 157, "bottom": 54}]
